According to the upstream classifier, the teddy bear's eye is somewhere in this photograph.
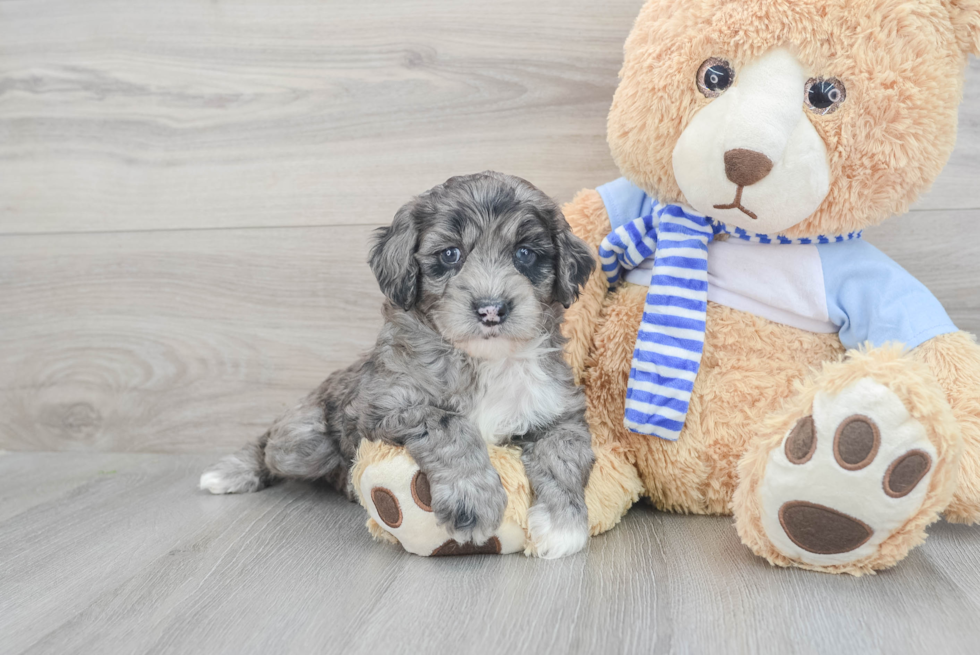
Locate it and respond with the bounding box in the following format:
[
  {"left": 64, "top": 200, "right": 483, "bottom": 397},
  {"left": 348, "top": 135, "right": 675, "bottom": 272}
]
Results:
[
  {"left": 804, "top": 77, "right": 846, "bottom": 115},
  {"left": 697, "top": 57, "right": 734, "bottom": 98}
]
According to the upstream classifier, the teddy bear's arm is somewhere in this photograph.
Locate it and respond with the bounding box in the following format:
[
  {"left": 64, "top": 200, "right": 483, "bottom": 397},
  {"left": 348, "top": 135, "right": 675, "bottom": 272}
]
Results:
[
  {"left": 911, "top": 330, "right": 980, "bottom": 524},
  {"left": 561, "top": 188, "right": 613, "bottom": 383}
]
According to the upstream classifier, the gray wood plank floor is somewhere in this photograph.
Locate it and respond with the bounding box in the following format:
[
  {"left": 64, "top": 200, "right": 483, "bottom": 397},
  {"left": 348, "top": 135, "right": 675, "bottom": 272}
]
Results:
[{"left": 3, "top": 451, "right": 980, "bottom": 655}]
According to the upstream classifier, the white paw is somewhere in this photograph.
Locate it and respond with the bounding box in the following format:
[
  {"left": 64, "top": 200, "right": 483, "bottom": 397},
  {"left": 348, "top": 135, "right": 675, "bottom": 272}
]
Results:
[
  {"left": 760, "top": 378, "right": 936, "bottom": 566},
  {"left": 527, "top": 504, "right": 588, "bottom": 560},
  {"left": 358, "top": 455, "right": 526, "bottom": 557},
  {"left": 199, "top": 470, "right": 233, "bottom": 494},
  {"left": 199, "top": 469, "right": 259, "bottom": 495}
]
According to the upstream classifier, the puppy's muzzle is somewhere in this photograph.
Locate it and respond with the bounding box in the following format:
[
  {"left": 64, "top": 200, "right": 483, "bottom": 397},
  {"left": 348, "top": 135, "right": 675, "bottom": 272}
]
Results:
[{"left": 473, "top": 300, "right": 509, "bottom": 326}]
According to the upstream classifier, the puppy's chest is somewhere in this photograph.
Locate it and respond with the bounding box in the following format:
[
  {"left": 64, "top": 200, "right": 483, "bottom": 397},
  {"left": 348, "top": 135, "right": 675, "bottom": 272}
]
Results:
[{"left": 464, "top": 354, "right": 566, "bottom": 445}]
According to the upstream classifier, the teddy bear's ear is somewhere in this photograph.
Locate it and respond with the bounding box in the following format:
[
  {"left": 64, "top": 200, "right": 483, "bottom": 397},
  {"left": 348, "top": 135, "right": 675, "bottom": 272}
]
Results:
[{"left": 945, "top": 0, "right": 980, "bottom": 56}]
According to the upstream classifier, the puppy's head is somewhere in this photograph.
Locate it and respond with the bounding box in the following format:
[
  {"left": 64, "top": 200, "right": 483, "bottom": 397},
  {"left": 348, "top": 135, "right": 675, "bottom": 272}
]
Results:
[{"left": 369, "top": 171, "right": 594, "bottom": 359}]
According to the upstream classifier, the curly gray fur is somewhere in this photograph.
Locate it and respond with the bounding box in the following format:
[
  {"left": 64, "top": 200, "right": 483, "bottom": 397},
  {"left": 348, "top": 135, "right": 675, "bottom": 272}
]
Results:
[{"left": 201, "top": 171, "right": 596, "bottom": 553}]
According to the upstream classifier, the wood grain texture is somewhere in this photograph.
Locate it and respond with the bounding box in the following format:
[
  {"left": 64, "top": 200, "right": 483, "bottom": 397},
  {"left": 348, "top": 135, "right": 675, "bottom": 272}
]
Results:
[
  {"left": 0, "top": 225, "right": 385, "bottom": 452},
  {"left": 0, "top": 0, "right": 640, "bottom": 234},
  {"left": 2, "top": 451, "right": 980, "bottom": 655},
  {"left": 2, "top": 210, "right": 976, "bottom": 454},
  {"left": 864, "top": 209, "right": 980, "bottom": 333},
  {"left": 1, "top": 1, "right": 977, "bottom": 235},
  {"left": 0, "top": 0, "right": 979, "bottom": 456},
  {"left": 4, "top": 4, "right": 980, "bottom": 653}
]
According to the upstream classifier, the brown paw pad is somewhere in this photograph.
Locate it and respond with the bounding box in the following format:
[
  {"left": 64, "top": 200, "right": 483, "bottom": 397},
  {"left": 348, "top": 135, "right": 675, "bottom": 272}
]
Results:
[
  {"left": 884, "top": 450, "right": 932, "bottom": 498},
  {"left": 785, "top": 416, "right": 816, "bottom": 464},
  {"left": 834, "top": 415, "right": 880, "bottom": 470},
  {"left": 411, "top": 471, "right": 432, "bottom": 512},
  {"left": 778, "top": 501, "right": 873, "bottom": 554},
  {"left": 431, "top": 536, "right": 501, "bottom": 557},
  {"left": 371, "top": 487, "right": 402, "bottom": 528}
]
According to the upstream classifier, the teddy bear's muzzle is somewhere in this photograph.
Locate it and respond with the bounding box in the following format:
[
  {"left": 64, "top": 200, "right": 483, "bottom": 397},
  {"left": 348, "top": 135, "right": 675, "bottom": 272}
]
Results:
[{"left": 723, "top": 148, "right": 773, "bottom": 187}]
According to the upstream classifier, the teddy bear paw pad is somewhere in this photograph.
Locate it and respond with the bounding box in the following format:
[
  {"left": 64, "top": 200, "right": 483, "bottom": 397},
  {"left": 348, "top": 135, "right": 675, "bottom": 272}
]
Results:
[
  {"left": 431, "top": 536, "right": 502, "bottom": 556},
  {"left": 759, "top": 378, "right": 936, "bottom": 566},
  {"left": 358, "top": 453, "right": 526, "bottom": 557}
]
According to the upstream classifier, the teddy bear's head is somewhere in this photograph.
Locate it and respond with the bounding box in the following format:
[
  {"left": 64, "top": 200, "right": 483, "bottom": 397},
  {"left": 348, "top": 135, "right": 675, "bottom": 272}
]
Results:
[{"left": 607, "top": 0, "right": 980, "bottom": 237}]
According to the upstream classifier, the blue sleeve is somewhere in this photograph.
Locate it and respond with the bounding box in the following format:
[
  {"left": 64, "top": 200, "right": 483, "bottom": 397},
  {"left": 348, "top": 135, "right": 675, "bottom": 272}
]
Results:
[
  {"left": 596, "top": 177, "right": 654, "bottom": 230},
  {"left": 817, "top": 240, "right": 957, "bottom": 351}
]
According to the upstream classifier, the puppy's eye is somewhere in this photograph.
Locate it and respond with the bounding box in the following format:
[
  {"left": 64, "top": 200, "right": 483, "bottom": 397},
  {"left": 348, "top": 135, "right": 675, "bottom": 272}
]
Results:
[
  {"left": 439, "top": 247, "right": 461, "bottom": 266},
  {"left": 805, "top": 77, "right": 846, "bottom": 115},
  {"left": 514, "top": 246, "right": 537, "bottom": 266},
  {"left": 697, "top": 58, "right": 734, "bottom": 98}
]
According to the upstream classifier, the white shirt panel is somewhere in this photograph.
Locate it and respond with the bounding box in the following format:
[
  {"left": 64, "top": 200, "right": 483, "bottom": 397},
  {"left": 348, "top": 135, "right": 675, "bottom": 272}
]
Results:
[{"left": 623, "top": 240, "right": 837, "bottom": 333}]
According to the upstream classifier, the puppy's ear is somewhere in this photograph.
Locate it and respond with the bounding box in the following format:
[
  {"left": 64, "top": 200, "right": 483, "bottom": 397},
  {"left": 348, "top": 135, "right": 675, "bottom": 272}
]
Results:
[
  {"left": 369, "top": 200, "right": 420, "bottom": 310},
  {"left": 552, "top": 209, "right": 596, "bottom": 308}
]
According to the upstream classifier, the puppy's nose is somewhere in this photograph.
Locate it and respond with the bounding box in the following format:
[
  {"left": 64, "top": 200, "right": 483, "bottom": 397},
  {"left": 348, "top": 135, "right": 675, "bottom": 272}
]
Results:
[
  {"left": 724, "top": 148, "right": 774, "bottom": 187},
  {"left": 473, "top": 300, "right": 509, "bottom": 326}
]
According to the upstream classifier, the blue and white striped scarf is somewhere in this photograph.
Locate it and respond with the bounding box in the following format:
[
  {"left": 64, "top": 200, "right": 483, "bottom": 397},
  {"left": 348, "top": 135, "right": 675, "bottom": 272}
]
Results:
[{"left": 598, "top": 201, "right": 862, "bottom": 441}]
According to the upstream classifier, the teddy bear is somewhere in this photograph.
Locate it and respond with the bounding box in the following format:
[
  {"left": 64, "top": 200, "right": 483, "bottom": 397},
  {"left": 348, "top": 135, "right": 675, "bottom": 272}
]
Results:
[{"left": 352, "top": 0, "right": 980, "bottom": 574}]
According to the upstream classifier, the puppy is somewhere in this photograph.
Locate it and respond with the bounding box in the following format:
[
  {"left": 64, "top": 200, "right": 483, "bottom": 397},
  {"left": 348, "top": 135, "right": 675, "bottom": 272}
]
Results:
[{"left": 200, "top": 171, "right": 596, "bottom": 558}]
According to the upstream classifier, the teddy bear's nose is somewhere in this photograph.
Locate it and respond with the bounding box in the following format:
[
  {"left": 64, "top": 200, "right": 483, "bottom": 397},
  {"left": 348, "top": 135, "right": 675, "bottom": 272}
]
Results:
[{"left": 724, "top": 148, "right": 774, "bottom": 187}]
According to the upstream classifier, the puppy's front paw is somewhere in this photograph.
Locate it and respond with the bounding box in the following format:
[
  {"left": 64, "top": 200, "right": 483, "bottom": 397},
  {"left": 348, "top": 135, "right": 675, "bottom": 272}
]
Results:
[
  {"left": 527, "top": 504, "right": 588, "bottom": 559},
  {"left": 430, "top": 467, "right": 508, "bottom": 545}
]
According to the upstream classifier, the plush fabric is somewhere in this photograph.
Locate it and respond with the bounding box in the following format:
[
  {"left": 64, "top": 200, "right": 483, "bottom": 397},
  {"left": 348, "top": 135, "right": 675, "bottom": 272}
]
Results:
[
  {"left": 351, "top": 437, "right": 642, "bottom": 556},
  {"left": 596, "top": 194, "right": 899, "bottom": 442},
  {"left": 598, "top": 202, "right": 716, "bottom": 441},
  {"left": 577, "top": 0, "right": 980, "bottom": 575},
  {"left": 352, "top": 0, "right": 980, "bottom": 573},
  {"left": 732, "top": 346, "right": 961, "bottom": 575},
  {"left": 596, "top": 177, "right": 958, "bottom": 348},
  {"left": 607, "top": 0, "right": 972, "bottom": 238}
]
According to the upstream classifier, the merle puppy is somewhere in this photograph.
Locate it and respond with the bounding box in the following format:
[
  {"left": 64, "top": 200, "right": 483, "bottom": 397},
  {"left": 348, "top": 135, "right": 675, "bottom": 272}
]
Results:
[{"left": 200, "top": 172, "right": 596, "bottom": 558}]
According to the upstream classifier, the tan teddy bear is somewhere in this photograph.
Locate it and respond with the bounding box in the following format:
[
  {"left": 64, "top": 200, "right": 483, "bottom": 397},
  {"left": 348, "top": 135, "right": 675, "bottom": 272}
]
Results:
[{"left": 354, "top": 0, "right": 980, "bottom": 574}]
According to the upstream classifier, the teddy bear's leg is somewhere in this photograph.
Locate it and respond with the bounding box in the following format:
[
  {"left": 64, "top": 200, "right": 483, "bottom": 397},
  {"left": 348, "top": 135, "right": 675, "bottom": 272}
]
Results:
[
  {"left": 584, "top": 442, "right": 645, "bottom": 535},
  {"left": 350, "top": 439, "right": 641, "bottom": 556},
  {"left": 732, "top": 345, "right": 961, "bottom": 575},
  {"left": 561, "top": 188, "right": 611, "bottom": 383},
  {"left": 351, "top": 440, "right": 529, "bottom": 556},
  {"left": 910, "top": 331, "right": 980, "bottom": 524}
]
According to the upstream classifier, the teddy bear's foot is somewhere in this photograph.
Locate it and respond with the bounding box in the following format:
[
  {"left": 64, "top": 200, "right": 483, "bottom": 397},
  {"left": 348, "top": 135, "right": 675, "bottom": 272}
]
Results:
[
  {"left": 734, "top": 347, "right": 961, "bottom": 574},
  {"left": 760, "top": 378, "right": 940, "bottom": 566},
  {"left": 356, "top": 446, "right": 527, "bottom": 557}
]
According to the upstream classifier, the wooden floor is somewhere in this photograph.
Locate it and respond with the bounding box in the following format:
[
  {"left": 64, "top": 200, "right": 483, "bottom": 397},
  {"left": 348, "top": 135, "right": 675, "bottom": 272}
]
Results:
[
  {"left": 3, "top": 0, "right": 980, "bottom": 653},
  {"left": 3, "top": 451, "right": 980, "bottom": 655}
]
